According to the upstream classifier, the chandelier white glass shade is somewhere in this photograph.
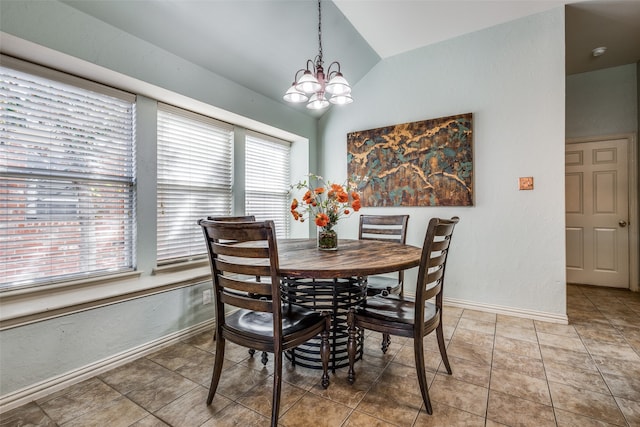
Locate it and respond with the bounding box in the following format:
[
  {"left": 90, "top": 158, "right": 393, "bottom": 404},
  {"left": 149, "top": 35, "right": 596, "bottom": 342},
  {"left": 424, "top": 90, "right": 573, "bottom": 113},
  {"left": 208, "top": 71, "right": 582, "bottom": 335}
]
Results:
[{"left": 283, "top": 0, "right": 353, "bottom": 110}]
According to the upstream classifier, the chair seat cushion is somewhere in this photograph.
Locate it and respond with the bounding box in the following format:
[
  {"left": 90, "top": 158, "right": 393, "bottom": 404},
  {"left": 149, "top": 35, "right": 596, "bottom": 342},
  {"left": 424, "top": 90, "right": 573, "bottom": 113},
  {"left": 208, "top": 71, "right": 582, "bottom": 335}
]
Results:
[
  {"left": 357, "top": 294, "right": 436, "bottom": 325},
  {"left": 226, "top": 304, "right": 324, "bottom": 338}
]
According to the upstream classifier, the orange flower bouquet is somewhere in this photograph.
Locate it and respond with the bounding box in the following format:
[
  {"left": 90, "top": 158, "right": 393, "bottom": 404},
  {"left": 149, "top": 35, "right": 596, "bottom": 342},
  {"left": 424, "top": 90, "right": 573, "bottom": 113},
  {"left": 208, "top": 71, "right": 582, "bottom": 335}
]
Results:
[{"left": 290, "top": 174, "right": 361, "bottom": 249}]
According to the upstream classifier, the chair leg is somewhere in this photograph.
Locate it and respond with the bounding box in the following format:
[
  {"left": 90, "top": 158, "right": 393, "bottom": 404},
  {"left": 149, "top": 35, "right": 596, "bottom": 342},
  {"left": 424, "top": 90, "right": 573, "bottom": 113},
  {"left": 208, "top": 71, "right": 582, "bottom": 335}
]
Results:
[
  {"left": 381, "top": 333, "right": 391, "bottom": 354},
  {"left": 261, "top": 351, "right": 269, "bottom": 365},
  {"left": 414, "top": 336, "right": 433, "bottom": 415},
  {"left": 271, "top": 349, "right": 283, "bottom": 426},
  {"left": 207, "top": 334, "right": 226, "bottom": 405},
  {"left": 346, "top": 308, "right": 357, "bottom": 384},
  {"left": 436, "top": 318, "right": 452, "bottom": 374},
  {"left": 320, "top": 316, "right": 330, "bottom": 389}
]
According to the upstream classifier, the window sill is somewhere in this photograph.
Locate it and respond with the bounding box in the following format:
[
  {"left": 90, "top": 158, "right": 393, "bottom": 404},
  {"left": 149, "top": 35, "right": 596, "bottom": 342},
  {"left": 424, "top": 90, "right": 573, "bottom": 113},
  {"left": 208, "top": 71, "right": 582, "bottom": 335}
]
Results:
[{"left": 0, "top": 266, "right": 212, "bottom": 330}]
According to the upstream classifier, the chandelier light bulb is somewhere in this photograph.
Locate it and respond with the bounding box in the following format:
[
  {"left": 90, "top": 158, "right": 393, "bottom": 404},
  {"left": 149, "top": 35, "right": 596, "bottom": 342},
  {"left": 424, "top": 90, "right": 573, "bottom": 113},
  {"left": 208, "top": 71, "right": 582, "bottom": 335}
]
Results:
[
  {"left": 325, "top": 73, "right": 351, "bottom": 96},
  {"left": 283, "top": 84, "right": 309, "bottom": 103},
  {"left": 307, "top": 93, "right": 330, "bottom": 110}
]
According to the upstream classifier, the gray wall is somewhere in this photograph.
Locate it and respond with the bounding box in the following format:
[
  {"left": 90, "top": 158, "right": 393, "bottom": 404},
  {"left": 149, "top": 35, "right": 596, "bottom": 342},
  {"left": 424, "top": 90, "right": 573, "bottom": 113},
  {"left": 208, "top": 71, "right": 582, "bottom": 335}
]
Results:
[
  {"left": 566, "top": 63, "right": 638, "bottom": 139},
  {"left": 319, "top": 8, "right": 568, "bottom": 318}
]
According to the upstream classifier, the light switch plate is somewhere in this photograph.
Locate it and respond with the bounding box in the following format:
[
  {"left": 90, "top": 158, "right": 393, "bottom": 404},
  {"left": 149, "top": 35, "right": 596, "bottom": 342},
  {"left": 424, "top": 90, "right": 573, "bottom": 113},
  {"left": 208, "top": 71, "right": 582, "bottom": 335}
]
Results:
[{"left": 519, "top": 177, "right": 534, "bottom": 190}]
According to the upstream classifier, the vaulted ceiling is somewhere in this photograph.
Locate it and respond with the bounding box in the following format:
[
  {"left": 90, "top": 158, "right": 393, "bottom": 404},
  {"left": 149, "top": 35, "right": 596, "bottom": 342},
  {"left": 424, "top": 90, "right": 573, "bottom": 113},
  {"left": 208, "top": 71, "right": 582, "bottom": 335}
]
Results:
[{"left": 60, "top": 0, "right": 640, "bottom": 116}]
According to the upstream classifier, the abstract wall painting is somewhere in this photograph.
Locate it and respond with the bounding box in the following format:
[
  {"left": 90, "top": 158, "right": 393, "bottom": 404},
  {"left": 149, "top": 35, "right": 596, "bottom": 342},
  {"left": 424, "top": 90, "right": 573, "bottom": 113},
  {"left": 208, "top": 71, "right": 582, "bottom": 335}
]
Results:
[{"left": 347, "top": 113, "right": 473, "bottom": 207}]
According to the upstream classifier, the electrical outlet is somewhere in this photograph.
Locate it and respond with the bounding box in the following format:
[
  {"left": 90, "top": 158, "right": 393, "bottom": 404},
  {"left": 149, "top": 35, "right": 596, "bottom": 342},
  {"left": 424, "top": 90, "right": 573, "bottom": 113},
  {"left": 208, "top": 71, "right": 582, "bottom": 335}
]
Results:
[{"left": 202, "top": 289, "right": 212, "bottom": 305}]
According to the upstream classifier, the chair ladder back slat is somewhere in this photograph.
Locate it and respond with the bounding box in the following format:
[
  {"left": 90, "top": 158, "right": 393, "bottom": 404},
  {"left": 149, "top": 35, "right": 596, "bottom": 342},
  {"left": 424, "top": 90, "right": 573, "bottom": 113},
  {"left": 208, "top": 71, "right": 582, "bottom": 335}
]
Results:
[
  {"left": 212, "top": 242, "right": 270, "bottom": 258},
  {"left": 428, "top": 251, "right": 447, "bottom": 268},
  {"left": 217, "top": 275, "right": 273, "bottom": 296},
  {"left": 220, "top": 291, "right": 273, "bottom": 312},
  {"left": 426, "top": 265, "right": 444, "bottom": 286},
  {"left": 214, "top": 258, "right": 271, "bottom": 278},
  {"left": 423, "top": 281, "right": 442, "bottom": 301}
]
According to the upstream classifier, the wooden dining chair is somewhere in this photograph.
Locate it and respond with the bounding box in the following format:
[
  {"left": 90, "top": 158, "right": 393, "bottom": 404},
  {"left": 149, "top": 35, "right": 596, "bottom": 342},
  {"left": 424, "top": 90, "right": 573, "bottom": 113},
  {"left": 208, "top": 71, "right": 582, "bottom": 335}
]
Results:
[
  {"left": 199, "top": 219, "right": 330, "bottom": 426},
  {"left": 347, "top": 216, "right": 459, "bottom": 415},
  {"left": 207, "top": 215, "right": 268, "bottom": 361},
  {"left": 358, "top": 214, "right": 410, "bottom": 296}
]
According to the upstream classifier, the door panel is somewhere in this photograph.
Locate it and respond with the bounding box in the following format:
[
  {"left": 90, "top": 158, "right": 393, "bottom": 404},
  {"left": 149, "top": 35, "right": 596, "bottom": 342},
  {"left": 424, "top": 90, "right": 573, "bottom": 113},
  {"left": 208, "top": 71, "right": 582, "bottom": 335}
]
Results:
[{"left": 565, "top": 138, "right": 629, "bottom": 288}]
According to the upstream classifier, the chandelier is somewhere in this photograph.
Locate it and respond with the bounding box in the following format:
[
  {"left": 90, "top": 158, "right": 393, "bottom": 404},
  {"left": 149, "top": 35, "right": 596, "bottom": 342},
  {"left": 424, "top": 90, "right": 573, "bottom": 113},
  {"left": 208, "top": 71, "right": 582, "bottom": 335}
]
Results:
[{"left": 283, "top": 0, "right": 353, "bottom": 110}]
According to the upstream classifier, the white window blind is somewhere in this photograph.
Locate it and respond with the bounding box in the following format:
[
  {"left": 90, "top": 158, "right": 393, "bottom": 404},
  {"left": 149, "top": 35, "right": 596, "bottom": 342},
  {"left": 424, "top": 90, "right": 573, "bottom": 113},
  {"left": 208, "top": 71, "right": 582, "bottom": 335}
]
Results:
[
  {"left": 0, "top": 58, "right": 136, "bottom": 290},
  {"left": 157, "top": 104, "right": 233, "bottom": 263},
  {"left": 245, "top": 132, "right": 290, "bottom": 238}
]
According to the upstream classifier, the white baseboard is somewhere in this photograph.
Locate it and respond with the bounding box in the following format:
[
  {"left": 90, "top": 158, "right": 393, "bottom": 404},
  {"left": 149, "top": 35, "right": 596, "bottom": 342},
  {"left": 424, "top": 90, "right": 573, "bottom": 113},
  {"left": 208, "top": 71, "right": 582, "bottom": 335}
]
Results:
[
  {"left": 444, "top": 297, "right": 569, "bottom": 324},
  {"left": 0, "top": 319, "right": 215, "bottom": 414}
]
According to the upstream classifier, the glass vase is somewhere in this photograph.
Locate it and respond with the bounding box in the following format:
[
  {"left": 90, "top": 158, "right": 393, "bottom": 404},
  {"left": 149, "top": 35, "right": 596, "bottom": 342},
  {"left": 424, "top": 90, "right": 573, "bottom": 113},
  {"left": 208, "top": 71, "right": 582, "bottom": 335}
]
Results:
[{"left": 318, "top": 229, "right": 338, "bottom": 251}]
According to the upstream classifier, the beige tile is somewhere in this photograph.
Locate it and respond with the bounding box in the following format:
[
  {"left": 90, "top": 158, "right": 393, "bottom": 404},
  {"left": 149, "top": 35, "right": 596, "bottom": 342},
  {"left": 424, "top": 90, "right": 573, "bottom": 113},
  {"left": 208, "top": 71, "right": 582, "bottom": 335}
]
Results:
[
  {"left": 544, "top": 361, "right": 609, "bottom": 394},
  {"left": 375, "top": 361, "right": 427, "bottom": 399},
  {"left": 126, "top": 371, "right": 198, "bottom": 412},
  {"left": 414, "top": 401, "right": 485, "bottom": 426},
  {"left": 496, "top": 323, "right": 538, "bottom": 343},
  {"left": 446, "top": 340, "right": 493, "bottom": 365},
  {"left": 129, "top": 414, "right": 170, "bottom": 427},
  {"left": 592, "top": 354, "right": 640, "bottom": 378},
  {"left": 0, "top": 402, "right": 56, "bottom": 427},
  {"left": 61, "top": 396, "right": 148, "bottom": 427},
  {"left": 393, "top": 345, "right": 442, "bottom": 373},
  {"left": 355, "top": 380, "right": 423, "bottom": 425},
  {"left": 342, "top": 410, "right": 397, "bottom": 427},
  {"left": 457, "top": 317, "right": 496, "bottom": 335},
  {"left": 436, "top": 355, "right": 491, "bottom": 388},
  {"left": 98, "top": 358, "right": 170, "bottom": 395},
  {"left": 182, "top": 329, "right": 216, "bottom": 353},
  {"left": 280, "top": 393, "right": 352, "bottom": 427},
  {"left": 36, "top": 378, "right": 122, "bottom": 425},
  {"left": 235, "top": 376, "right": 305, "bottom": 417},
  {"left": 494, "top": 335, "right": 541, "bottom": 360},
  {"left": 199, "top": 401, "right": 269, "bottom": 427},
  {"left": 148, "top": 342, "right": 213, "bottom": 371},
  {"left": 582, "top": 338, "right": 640, "bottom": 360},
  {"left": 534, "top": 320, "right": 579, "bottom": 338},
  {"left": 554, "top": 408, "right": 623, "bottom": 426},
  {"left": 497, "top": 314, "right": 535, "bottom": 329},
  {"left": 429, "top": 374, "right": 489, "bottom": 417},
  {"left": 154, "top": 386, "right": 227, "bottom": 427},
  {"left": 214, "top": 362, "right": 271, "bottom": 400},
  {"left": 574, "top": 324, "right": 627, "bottom": 344},
  {"left": 492, "top": 350, "right": 546, "bottom": 379},
  {"left": 600, "top": 370, "right": 640, "bottom": 401},
  {"left": 486, "top": 390, "right": 555, "bottom": 427},
  {"left": 615, "top": 396, "right": 640, "bottom": 426},
  {"left": 539, "top": 344, "right": 597, "bottom": 371},
  {"left": 309, "top": 361, "right": 379, "bottom": 408},
  {"left": 537, "top": 331, "right": 587, "bottom": 353},
  {"left": 282, "top": 361, "right": 332, "bottom": 391},
  {"left": 489, "top": 368, "right": 551, "bottom": 405},
  {"left": 461, "top": 309, "right": 497, "bottom": 324},
  {"left": 548, "top": 381, "right": 627, "bottom": 425},
  {"left": 450, "top": 327, "right": 495, "bottom": 350}
]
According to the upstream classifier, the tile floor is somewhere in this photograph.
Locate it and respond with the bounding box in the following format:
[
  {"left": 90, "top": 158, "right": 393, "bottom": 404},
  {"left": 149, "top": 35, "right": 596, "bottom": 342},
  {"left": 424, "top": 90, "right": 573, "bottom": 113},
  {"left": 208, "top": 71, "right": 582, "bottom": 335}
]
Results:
[{"left": 2, "top": 284, "right": 640, "bottom": 426}]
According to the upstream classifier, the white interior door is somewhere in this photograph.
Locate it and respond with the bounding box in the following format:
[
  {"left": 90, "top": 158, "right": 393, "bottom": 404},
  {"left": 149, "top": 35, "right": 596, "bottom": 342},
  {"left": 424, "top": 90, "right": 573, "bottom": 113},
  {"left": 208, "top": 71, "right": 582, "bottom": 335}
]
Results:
[{"left": 565, "top": 138, "right": 629, "bottom": 288}]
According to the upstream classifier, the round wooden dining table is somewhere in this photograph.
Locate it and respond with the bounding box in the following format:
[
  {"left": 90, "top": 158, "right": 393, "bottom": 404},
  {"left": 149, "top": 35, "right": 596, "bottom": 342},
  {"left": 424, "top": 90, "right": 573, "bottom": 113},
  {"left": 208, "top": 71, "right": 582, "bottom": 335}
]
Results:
[{"left": 276, "top": 238, "right": 422, "bottom": 371}]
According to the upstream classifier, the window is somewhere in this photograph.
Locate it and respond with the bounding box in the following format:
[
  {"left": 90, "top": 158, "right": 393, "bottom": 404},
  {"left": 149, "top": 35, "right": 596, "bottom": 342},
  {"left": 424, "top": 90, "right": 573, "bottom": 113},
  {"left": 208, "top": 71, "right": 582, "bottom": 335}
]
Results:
[
  {"left": 245, "top": 132, "right": 291, "bottom": 238},
  {"left": 0, "top": 57, "right": 136, "bottom": 290},
  {"left": 156, "top": 104, "right": 233, "bottom": 264}
]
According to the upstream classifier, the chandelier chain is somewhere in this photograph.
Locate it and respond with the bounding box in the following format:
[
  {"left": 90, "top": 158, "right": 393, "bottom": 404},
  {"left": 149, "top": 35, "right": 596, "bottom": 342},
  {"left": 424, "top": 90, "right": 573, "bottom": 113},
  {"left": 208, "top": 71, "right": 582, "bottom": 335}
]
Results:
[{"left": 317, "top": 0, "right": 323, "bottom": 66}]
